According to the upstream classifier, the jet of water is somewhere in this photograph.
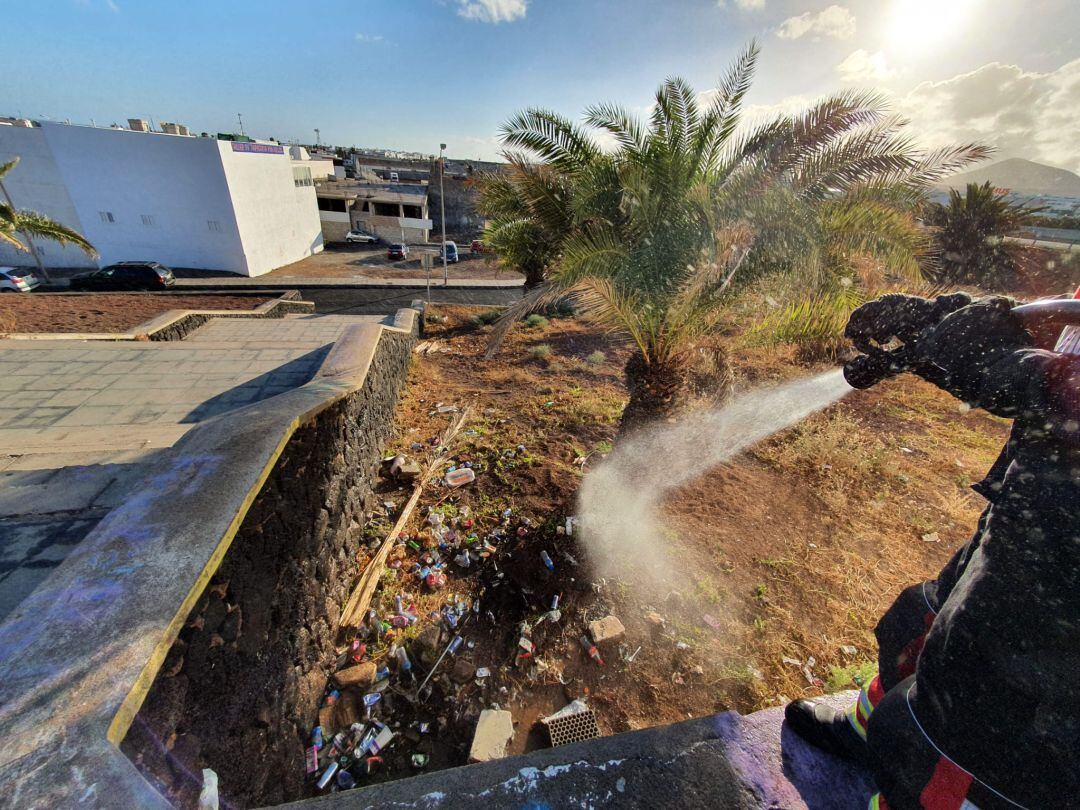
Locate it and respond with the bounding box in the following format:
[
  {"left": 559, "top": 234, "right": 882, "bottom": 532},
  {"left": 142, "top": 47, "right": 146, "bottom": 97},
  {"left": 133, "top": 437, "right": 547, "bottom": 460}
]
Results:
[{"left": 577, "top": 369, "right": 851, "bottom": 582}]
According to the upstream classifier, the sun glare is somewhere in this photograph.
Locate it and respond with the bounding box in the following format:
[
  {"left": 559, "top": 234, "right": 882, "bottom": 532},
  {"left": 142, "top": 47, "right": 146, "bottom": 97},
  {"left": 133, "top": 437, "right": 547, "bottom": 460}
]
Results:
[{"left": 887, "top": 0, "right": 976, "bottom": 52}]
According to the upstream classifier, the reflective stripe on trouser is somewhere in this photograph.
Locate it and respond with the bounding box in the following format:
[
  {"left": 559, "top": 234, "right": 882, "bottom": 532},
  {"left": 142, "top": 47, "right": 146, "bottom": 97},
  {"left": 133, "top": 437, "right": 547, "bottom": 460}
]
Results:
[
  {"left": 866, "top": 677, "right": 1025, "bottom": 810},
  {"left": 847, "top": 674, "right": 886, "bottom": 740}
]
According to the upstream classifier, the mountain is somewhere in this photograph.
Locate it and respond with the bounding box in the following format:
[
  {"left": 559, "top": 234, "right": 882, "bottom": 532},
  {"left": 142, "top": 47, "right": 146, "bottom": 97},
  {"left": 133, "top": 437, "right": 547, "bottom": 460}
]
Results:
[{"left": 938, "top": 158, "right": 1080, "bottom": 197}]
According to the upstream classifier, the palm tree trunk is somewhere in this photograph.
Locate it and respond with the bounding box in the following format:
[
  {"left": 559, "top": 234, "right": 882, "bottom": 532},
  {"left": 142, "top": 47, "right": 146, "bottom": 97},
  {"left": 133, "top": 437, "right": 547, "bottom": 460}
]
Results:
[{"left": 619, "top": 351, "right": 686, "bottom": 437}]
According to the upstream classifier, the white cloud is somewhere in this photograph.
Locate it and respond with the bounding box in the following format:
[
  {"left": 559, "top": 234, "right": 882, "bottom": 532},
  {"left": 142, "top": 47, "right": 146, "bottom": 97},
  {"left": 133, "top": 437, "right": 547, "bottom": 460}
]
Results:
[
  {"left": 456, "top": 0, "right": 527, "bottom": 23},
  {"left": 105, "top": 0, "right": 119, "bottom": 11},
  {"left": 776, "top": 5, "right": 855, "bottom": 40},
  {"left": 355, "top": 33, "right": 384, "bottom": 43},
  {"left": 837, "top": 49, "right": 896, "bottom": 83},
  {"left": 897, "top": 59, "right": 1080, "bottom": 173},
  {"left": 717, "top": 0, "right": 766, "bottom": 10}
]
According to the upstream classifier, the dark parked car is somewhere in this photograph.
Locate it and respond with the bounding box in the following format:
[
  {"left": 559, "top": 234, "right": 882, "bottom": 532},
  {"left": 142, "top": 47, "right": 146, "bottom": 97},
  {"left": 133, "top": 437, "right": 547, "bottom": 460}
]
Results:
[
  {"left": 387, "top": 243, "right": 409, "bottom": 260},
  {"left": 69, "top": 262, "right": 176, "bottom": 292}
]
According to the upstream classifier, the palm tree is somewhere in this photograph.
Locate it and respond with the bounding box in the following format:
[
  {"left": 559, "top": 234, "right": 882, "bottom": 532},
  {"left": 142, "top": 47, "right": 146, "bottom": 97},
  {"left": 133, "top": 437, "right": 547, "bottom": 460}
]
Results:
[
  {"left": 923, "top": 181, "right": 1033, "bottom": 287},
  {"left": 0, "top": 157, "right": 97, "bottom": 279},
  {"left": 475, "top": 42, "right": 989, "bottom": 433}
]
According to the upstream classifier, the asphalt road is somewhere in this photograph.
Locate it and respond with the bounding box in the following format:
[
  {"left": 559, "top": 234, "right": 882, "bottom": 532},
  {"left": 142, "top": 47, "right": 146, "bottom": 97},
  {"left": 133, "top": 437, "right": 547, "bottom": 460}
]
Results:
[{"left": 302, "top": 285, "right": 523, "bottom": 315}]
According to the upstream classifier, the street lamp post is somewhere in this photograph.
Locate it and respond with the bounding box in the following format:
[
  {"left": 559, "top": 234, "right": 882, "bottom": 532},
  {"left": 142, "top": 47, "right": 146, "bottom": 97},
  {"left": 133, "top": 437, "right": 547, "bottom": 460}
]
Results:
[{"left": 439, "top": 143, "right": 448, "bottom": 285}]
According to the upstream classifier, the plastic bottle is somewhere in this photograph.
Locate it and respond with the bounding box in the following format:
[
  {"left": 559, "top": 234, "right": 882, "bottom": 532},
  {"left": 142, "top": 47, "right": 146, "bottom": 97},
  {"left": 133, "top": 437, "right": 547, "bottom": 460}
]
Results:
[
  {"left": 580, "top": 635, "right": 604, "bottom": 666},
  {"left": 540, "top": 550, "right": 554, "bottom": 571},
  {"left": 337, "top": 769, "right": 356, "bottom": 790},
  {"left": 396, "top": 646, "right": 413, "bottom": 675},
  {"left": 316, "top": 761, "right": 339, "bottom": 790},
  {"left": 311, "top": 726, "right": 324, "bottom": 750}
]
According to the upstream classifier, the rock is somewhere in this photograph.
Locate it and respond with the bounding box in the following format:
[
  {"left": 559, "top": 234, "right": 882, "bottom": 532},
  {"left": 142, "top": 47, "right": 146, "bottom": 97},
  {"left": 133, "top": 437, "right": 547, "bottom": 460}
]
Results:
[
  {"left": 332, "top": 661, "right": 377, "bottom": 689},
  {"left": 589, "top": 615, "right": 626, "bottom": 646},
  {"left": 166, "top": 733, "right": 201, "bottom": 779},
  {"left": 451, "top": 658, "right": 477, "bottom": 684},
  {"left": 319, "top": 691, "right": 361, "bottom": 735},
  {"left": 644, "top": 612, "right": 666, "bottom": 629},
  {"left": 413, "top": 625, "right": 444, "bottom": 669},
  {"left": 468, "top": 709, "right": 514, "bottom": 763},
  {"left": 220, "top": 607, "right": 242, "bottom": 644},
  {"left": 202, "top": 597, "right": 227, "bottom": 633}
]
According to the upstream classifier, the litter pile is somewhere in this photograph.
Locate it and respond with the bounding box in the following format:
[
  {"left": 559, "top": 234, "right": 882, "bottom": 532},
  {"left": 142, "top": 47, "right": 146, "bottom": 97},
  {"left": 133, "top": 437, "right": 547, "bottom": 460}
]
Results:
[{"left": 301, "top": 410, "right": 603, "bottom": 795}]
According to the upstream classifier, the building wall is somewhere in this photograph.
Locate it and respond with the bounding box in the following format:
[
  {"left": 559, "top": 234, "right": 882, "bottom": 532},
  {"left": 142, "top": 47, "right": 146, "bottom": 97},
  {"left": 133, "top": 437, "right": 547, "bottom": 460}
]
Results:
[
  {"left": 218, "top": 142, "right": 323, "bottom": 276},
  {"left": 37, "top": 123, "right": 249, "bottom": 272},
  {"left": 351, "top": 212, "right": 431, "bottom": 244},
  {"left": 0, "top": 125, "right": 97, "bottom": 270},
  {"left": 0, "top": 123, "right": 324, "bottom": 277},
  {"left": 318, "top": 210, "right": 351, "bottom": 243}
]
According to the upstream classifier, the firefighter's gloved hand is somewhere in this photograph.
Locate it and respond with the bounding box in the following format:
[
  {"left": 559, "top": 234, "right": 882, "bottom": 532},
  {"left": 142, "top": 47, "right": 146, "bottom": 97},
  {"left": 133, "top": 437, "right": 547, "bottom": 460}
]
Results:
[
  {"left": 843, "top": 293, "right": 972, "bottom": 389},
  {"left": 915, "top": 296, "right": 1031, "bottom": 398},
  {"left": 845, "top": 293, "right": 972, "bottom": 350}
]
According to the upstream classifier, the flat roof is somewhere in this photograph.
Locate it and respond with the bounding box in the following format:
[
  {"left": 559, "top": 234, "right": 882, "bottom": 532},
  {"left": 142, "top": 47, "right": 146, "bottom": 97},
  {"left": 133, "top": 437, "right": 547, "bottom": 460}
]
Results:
[{"left": 315, "top": 181, "right": 427, "bottom": 200}]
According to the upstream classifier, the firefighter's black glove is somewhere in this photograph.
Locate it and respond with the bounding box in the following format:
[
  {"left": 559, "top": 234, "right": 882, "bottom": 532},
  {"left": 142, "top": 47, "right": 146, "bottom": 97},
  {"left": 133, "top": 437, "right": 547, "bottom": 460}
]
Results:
[
  {"left": 843, "top": 293, "right": 972, "bottom": 389},
  {"left": 845, "top": 293, "right": 972, "bottom": 350},
  {"left": 915, "top": 296, "right": 1031, "bottom": 400}
]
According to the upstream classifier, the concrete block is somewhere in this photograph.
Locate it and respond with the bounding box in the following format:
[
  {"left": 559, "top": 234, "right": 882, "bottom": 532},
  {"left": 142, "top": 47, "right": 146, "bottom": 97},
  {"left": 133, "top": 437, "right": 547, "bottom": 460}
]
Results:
[
  {"left": 332, "top": 661, "right": 377, "bottom": 689},
  {"left": 589, "top": 615, "right": 625, "bottom": 646},
  {"left": 469, "top": 709, "right": 514, "bottom": 763}
]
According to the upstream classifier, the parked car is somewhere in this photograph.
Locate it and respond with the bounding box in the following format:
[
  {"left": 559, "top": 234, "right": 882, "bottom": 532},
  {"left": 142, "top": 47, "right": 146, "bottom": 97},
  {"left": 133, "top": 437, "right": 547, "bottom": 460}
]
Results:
[
  {"left": 344, "top": 230, "right": 377, "bottom": 245},
  {"left": 68, "top": 261, "right": 176, "bottom": 292},
  {"left": 387, "top": 243, "right": 409, "bottom": 260},
  {"left": 0, "top": 267, "right": 42, "bottom": 292},
  {"left": 438, "top": 241, "right": 459, "bottom": 264},
  {"left": 389, "top": 171, "right": 399, "bottom": 182},
  {"left": 470, "top": 239, "right": 485, "bottom": 255}
]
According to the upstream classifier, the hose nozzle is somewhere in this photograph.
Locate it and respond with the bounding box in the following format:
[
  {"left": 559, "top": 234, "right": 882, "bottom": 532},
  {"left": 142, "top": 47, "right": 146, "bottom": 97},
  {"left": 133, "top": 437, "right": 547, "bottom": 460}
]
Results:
[{"left": 842, "top": 346, "right": 913, "bottom": 390}]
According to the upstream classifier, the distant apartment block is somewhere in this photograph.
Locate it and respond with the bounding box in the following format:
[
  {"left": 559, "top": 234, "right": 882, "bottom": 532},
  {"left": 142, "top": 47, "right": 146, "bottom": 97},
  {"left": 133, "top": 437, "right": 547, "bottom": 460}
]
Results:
[
  {"left": 0, "top": 120, "right": 324, "bottom": 277},
  {"left": 316, "top": 180, "right": 431, "bottom": 243}
]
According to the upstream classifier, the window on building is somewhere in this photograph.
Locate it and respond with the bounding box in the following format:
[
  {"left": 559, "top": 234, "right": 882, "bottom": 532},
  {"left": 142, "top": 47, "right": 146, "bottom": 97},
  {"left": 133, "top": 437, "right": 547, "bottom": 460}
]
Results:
[
  {"left": 403, "top": 204, "right": 422, "bottom": 219},
  {"left": 140, "top": 214, "right": 156, "bottom": 227},
  {"left": 292, "top": 167, "right": 313, "bottom": 188},
  {"left": 317, "top": 197, "right": 347, "bottom": 213},
  {"left": 99, "top": 211, "right": 115, "bottom": 223},
  {"left": 373, "top": 201, "right": 399, "bottom": 216},
  {"left": 207, "top": 220, "right": 221, "bottom": 232}
]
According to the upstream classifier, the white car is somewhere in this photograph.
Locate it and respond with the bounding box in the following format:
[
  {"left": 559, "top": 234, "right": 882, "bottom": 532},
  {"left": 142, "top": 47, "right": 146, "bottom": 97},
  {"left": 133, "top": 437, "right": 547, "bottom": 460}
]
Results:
[
  {"left": 344, "top": 230, "right": 378, "bottom": 244},
  {"left": 0, "top": 267, "right": 41, "bottom": 292}
]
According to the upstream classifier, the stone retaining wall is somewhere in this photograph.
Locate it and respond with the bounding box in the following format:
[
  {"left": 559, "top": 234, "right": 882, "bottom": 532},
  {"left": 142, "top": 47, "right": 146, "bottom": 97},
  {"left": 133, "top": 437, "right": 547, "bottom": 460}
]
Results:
[
  {"left": 147, "top": 298, "right": 312, "bottom": 342},
  {"left": 121, "top": 330, "right": 413, "bottom": 807}
]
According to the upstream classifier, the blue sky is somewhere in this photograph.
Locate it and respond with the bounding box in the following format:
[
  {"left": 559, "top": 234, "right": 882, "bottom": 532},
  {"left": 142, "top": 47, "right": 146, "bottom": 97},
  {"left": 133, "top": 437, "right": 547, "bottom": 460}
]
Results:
[{"left": 7, "top": 1, "right": 1080, "bottom": 170}]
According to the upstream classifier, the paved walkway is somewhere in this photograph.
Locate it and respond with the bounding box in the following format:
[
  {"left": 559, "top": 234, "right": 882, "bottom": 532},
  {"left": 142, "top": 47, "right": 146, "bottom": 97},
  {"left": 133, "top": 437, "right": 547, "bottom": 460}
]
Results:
[{"left": 0, "top": 313, "right": 388, "bottom": 622}]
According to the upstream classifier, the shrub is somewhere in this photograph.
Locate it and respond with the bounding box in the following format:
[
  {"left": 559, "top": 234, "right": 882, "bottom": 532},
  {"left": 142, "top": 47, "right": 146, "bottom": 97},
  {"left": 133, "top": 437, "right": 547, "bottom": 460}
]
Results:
[
  {"left": 468, "top": 315, "right": 483, "bottom": 327},
  {"left": 524, "top": 313, "right": 549, "bottom": 328},
  {"left": 586, "top": 350, "right": 606, "bottom": 366},
  {"left": 528, "top": 343, "right": 553, "bottom": 360},
  {"left": 478, "top": 309, "right": 502, "bottom": 325},
  {"left": 749, "top": 286, "right": 864, "bottom": 363}
]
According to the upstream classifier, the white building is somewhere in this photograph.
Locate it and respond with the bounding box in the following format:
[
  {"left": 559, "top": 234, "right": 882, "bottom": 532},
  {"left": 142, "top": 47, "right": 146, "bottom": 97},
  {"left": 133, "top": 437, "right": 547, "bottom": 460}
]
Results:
[{"left": 0, "top": 121, "right": 323, "bottom": 277}]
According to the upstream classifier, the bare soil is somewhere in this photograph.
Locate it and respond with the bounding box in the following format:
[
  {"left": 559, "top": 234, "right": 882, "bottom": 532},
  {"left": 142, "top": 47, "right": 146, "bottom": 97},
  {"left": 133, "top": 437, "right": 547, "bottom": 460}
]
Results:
[
  {"left": 0, "top": 293, "right": 273, "bottom": 334},
  {"left": 326, "top": 302, "right": 1007, "bottom": 789},
  {"left": 267, "top": 246, "right": 524, "bottom": 281}
]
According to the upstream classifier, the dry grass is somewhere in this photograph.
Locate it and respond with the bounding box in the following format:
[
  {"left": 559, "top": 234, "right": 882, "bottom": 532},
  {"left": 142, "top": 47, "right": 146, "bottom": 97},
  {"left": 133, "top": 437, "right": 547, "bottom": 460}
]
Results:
[{"left": 372, "top": 298, "right": 1009, "bottom": 740}]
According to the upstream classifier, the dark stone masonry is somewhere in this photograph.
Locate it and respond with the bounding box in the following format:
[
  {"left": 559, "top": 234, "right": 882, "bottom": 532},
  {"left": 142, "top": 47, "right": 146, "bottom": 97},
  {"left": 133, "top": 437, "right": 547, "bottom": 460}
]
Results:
[{"left": 120, "top": 330, "right": 413, "bottom": 807}]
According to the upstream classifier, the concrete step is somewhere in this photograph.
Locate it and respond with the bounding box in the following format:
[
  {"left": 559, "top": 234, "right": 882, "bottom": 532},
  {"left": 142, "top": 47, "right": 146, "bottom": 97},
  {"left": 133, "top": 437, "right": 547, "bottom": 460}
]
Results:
[{"left": 319, "top": 692, "right": 876, "bottom": 809}]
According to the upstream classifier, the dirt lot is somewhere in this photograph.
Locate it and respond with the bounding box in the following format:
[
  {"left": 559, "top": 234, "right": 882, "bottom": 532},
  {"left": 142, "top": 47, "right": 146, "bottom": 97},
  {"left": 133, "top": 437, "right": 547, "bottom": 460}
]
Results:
[
  {"left": 267, "top": 245, "right": 524, "bottom": 282},
  {"left": 307, "top": 301, "right": 1007, "bottom": 791},
  {"left": 0, "top": 293, "right": 274, "bottom": 334}
]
